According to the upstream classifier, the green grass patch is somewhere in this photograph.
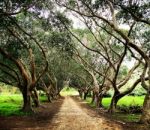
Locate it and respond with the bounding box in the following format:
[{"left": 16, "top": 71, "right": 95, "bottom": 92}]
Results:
[
  {"left": 102, "top": 96, "right": 145, "bottom": 108},
  {"left": 0, "top": 93, "right": 48, "bottom": 116},
  {"left": 118, "top": 96, "right": 145, "bottom": 106},
  {"left": 85, "top": 96, "right": 145, "bottom": 122},
  {"left": 0, "top": 94, "right": 23, "bottom": 103},
  {"left": 0, "top": 94, "right": 23, "bottom": 116},
  {"left": 39, "top": 95, "right": 48, "bottom": 102},
  {"left": 86, "top": 96, "right": 145, "bottom": 108},
  {"left": 85, "top": 97, "right": 96, "bottom": 108}
]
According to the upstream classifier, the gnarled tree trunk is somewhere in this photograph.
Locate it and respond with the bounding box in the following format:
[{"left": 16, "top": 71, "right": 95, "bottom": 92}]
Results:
[
  {"left": 108, "top": 90, "right": 120, "bottom": 113},
  {"left": 98, "top": 94, "right": 103, "bottom": 107},
  {"left": 91, "top": 91, "right": 95, "bottom": 104},
  {"left": 83, "top": 91, "right": 88, "bottom": 100},
  {"left": 140, "top": 59, "right": 150, "bottom": 124},
  {"left": 140, "top": 92, "right": 150, "bottom": 124},
  {"left": 31, "top": 88, "right": 40, "bottom": 107},
  {"left": 22, "top": 87, "right": 33, "bottom": 112},
  {"left": 47, "top": 93, "right": 52, "bottom": 102},
  {"left": 78, "top": 89, "right": 83, "bottom": 99},
  {"left": 95, "top": 92, "right": 100, "bottom": 108}
]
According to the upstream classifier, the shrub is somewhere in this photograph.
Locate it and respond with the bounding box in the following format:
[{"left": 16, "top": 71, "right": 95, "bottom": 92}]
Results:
[
  {"left": 117, "top": 104, "right": 142, "bottom": 113},
  {"left": 103, "top": 93, "right": 112, "bottom": 97}
]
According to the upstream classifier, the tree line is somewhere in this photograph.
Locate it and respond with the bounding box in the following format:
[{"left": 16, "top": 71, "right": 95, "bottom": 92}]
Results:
[{"left": 0, "top": 0, "right": 150, "bottom": 124}]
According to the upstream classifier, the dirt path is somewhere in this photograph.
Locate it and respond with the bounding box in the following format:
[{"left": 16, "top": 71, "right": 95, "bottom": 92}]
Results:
[
  {"left": 0, "top": 96, "right": 148, "bottom": 130},
  {"left": 48, "top": 96, "right": 122, "bottom": 130}
]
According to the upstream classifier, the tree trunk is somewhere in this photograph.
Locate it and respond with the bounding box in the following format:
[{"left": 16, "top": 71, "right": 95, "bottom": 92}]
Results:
[
  {"left": 98, "top": 94, "right": 103, "bottom": 107},
  {"left": 91, "top": 91, "right": 95, "bottom": 104},
  {"left": 140, "top": 59, "right": 150, "bottom": 124},
  {"left": 108, "top": 91, "right": 120, "bottom": 113},
  {"left": 78, "top": 90, "right": 83, "bottom": 98},
  {"left": 46, "top": 93, "right": 52, "bottom": 102},
  {"left": 22, "top": 89, "right": 33, "bottom": 112},
  {"left": 31, "top": 89, "right": 40, "bottom": 107},
  {"left": 84, "top": 92, "right": 88, "bottom": 100},
  {"left": 95, "top": 92, "right": 100, "bottom": 108},
  {"left": 140, "top": 92, "right": 150, "bottom": 124},
  {"left": 108, "top": 96, "right": 116, "bottom": 113}
]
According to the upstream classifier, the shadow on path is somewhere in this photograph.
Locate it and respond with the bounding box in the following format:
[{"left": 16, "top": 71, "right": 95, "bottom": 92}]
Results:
[
  {"left": 72, "top": 96, "right": 150, "bottom": 130},
  {"left": 1, "top": 96, "right": 149, "bottom": 130},
  {"left": 48, "top": 96, "right": 123, "bottom": 130},
  {"left": 0, "top": 97, "right": 64, "bottom": 130}
]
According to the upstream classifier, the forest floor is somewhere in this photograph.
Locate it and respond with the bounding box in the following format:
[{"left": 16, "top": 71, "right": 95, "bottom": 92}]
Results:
[{"left": 0, "top": 96, "right": 149, "bottom": 130}]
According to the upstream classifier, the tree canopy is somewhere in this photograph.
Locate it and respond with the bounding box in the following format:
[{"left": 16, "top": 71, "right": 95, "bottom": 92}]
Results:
[{"left": 0, "top": 0, "right": 150, "bottom": 124}]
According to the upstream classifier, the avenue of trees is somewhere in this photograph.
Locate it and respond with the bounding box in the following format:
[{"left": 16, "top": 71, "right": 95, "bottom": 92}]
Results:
[{"left": 0, "top": 0, "right": 150, "bottom": 124}]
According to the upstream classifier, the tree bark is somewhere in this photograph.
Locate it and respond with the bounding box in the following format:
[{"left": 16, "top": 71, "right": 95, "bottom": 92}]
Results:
[
  {"left": 98, "top": 94, "right": 103, "bottom": 107},
  {"left": 95, "top": 92, "right": 100, "bottom": 108},
  {"left": 83, "top": 91, "right": 88, "bottom": 100},
  {"left": 22, "top": 88, "right": 33, "bottom": 112},
  {"left": 140, "top": 59, "right": 150, "bottom": 124},
  {"left": 31, "top": 88, "right": 40, "bottom": 107},
  {"left": 108, "top": 91, "right": 120, "bottom": 113},
  {"left": 140, "top": 92, "right": 150, "bottom": 124},
  {"left": 91, "top": 91, "right": 95, "bottom": 104},
  {"left": 78, "top": 89, "right": 83, "bottom": 99},
  {"left": 46, "top": 93, "right": 52, "bottom": 102}
]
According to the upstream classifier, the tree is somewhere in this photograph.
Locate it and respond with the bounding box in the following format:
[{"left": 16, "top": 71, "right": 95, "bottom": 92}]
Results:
[
  {"left": 0, "top": 0, "right": 73, "bottom": 112},
  {"left": 56, "top": 0, "right": 150, "bottom": 123}
]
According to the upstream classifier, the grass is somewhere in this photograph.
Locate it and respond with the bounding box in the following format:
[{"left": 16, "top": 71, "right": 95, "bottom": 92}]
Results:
[
  {"left": 86, "top": 96, "right": 145, "bottom": 108},
  {"left": 103, "top": 96, "right": 145, "bottom": 108},
  {"left": 111, "top": 113, "right": 141, "bottom": 122},
  {"left": 0, "top": 94, "right": 24, "bottom": 116},
  {"left": 0, "top": 87, "right": 78, "bottom": 116},
  {"left": 86, "top": 96, "right": 145, "bottom": 122},
  {"left": 0, "top": 88, "right": 145, "bottom": 122},
  {"left": 39, "top": 95, "right": 48, "bottom": 102},
  {"left": 0, "top": 93, "right": 48, "bottom": 116}
]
